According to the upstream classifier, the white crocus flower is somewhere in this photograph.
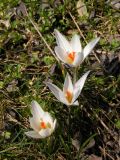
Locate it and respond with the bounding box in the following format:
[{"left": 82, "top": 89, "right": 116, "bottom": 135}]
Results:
[
  {"left": 25, "top": 101, "right": 56, "bottom": 139},
  {"left": 46, "top": 71, "right": 90, "bottom": 106},
  {"left": 54, "top": 29, "right": 100, "bottom": 67}
]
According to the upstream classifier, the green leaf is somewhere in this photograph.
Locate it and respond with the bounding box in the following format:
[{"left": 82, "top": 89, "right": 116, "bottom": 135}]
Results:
[{"left": 115, "top": 119, "right": 120, "bottom": 129}]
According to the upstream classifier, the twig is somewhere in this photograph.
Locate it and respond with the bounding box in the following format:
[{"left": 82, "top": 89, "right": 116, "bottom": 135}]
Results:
[
  {"left": 28, "top": 16, "right": 59, "bottom": 62},
  {"left": 93, "top": 111, "right": 118, "bottom": 142},
  {"left": 93, "top": 51, "right": 101, "bottom": 63},
  {"left": 84, "top": 107, "right": 118, "bottom": 142},
  {"left": 99, "top": 146, "right": 115, "bottom": 160},
  {"left": 69, "top": 11, "right": 87, "bottom": 43}
]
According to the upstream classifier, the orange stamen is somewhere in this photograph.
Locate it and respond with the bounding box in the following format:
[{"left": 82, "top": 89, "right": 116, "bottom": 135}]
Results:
[
  {"left": 67, "top": 51, "right": 75, "bottom": 64},
  {"left": 65, "top": 90, "right": 73, "bottom": 103},
  {"left": 40, "top": 121, "right": 47, "bottom": 129}
]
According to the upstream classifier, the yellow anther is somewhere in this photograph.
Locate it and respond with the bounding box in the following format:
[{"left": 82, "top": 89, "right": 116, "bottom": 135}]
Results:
[
  {"left": 67, "top": 52, "right": 75, "bottom": 64},
  {"left": 65, "top": 90, "right": 73, "bottom": 103},
  {"left": 40, "top": 121, "right": 47, "bottom": 129}
]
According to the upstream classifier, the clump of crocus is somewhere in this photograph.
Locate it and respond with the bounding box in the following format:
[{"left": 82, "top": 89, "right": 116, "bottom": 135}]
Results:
[
  {"left": 46, "top": 71, "right": 90, "bottom": 106},
  {"left": 54, "top": 29, "right": 100, "bottom": 67},
  {"left": 25, "top": 101, "right": 56, "bottom": 139}
]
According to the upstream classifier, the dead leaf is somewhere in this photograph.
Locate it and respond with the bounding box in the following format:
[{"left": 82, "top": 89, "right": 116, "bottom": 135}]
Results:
[
  {"left": 106, "top": 0, "right": 120, "bottom": 10},
  {"left": 88, "top": 154, "right": 102, "bottom": 160},
  {"left": 72, "top": 138, "right": 80, "bottom": 151},
  {"left": 6, "top": 80, "right": 18, "bottom": 92},
  {"left": 0, "top": 20, "right": 10, "bottom": 29},
  {"left": 83, "top": 138, "right": 95, "bottom": 151},
  {"left": 41, "top": 0, "right": 50, "bottom": 9},
  {"left": 76, "top": 0, "right": 88, "bottom": 17},
  {"left": 16, "top": 1, "right": 28, "bottom": 17}
]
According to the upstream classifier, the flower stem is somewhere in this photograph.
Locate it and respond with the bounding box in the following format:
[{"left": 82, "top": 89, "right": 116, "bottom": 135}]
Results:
[
  {"left": 68, "top": 107, "right": 71, "bottom": 141},
  {"left": 67, "top": 106, "right": 72, "bottom": 158},
  {"left": 73, "top": 67, "right": 78, "bottom": 85}
]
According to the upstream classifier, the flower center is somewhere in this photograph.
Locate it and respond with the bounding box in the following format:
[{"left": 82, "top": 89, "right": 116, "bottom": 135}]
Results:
[
  {"left": 65, "top": 90, "right": 73, "bottom": 103},
  {"left": 67, "top": 51, "right": 75, "bottom": 64},
  {"left": 40, "top": 121, "right": 51, "bottom": 129},
  {"left": 40, "top": 121, "right": 47, "bottom": 129}
]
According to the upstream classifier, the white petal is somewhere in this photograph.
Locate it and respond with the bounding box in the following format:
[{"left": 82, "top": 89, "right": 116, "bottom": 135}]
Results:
[
  {"left": 70, "top": 34, "right": 82, "bottom": 53},
  {"left": 39, "top": 128, "right": 52, "bottom": 138},
  {"left": 83, "top": 37, "right": 100, "bottom": 60},
  {"left": 46, "top": 82, "right": 68, "bottom": 105},
  {"left": 73, "top": 71, "right": 90, "bottom": 102},
  {"left": 54, "top": 29, "right": 72, "bottom": 52},
  {"left": 75, "top": 71, "right": 90, "bottom": 89},
  {"left": 63, "top": 73, "right": 73, "bottom": 94},
  {"left": 72, "top": 100, "right": 79, "bottom": 106},
  {"left": 25, "top": 131, "right": 42, "bottom": 139},
  {"left": 53, "top": 119, "right": 57, "bottom": 130},
  {"left": 73, "top": 52, "right": 84, "bottom": 67},
  {"left": 55, "top": 46, "right": 68, "bottom": 63},
  {"left": 43, "top": 112, "right": 53, "bottom": 125},
  {"left": 31, "top": 101, "right": 44, "bottom": 119},
  {"left": 29, "top": 117, "right": 40, "bottom": 132}
]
